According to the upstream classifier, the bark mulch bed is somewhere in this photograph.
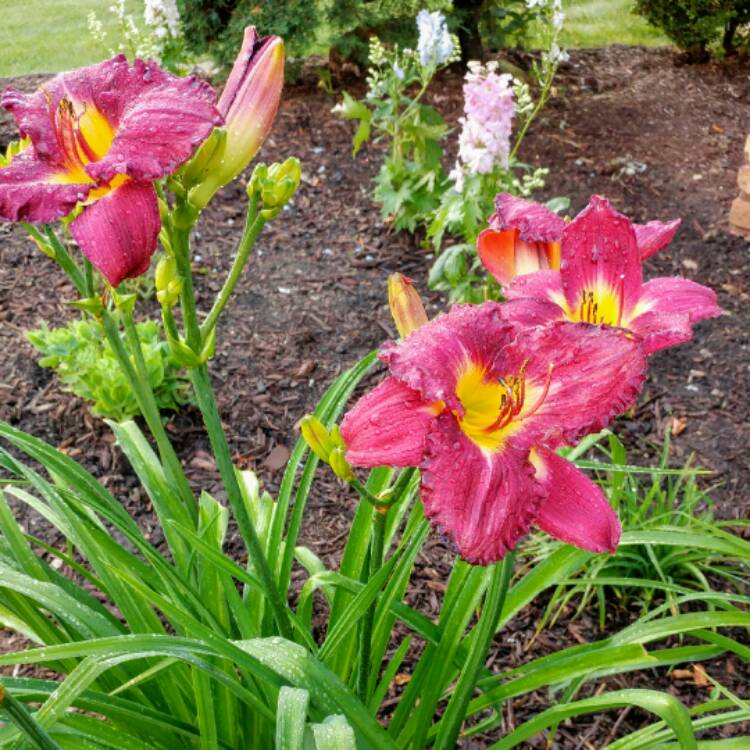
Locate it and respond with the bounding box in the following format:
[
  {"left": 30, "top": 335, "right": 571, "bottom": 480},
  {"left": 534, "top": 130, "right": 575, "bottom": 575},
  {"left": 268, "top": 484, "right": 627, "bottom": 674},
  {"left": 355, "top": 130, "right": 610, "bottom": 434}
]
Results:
[{"left": 0, "top": 45, "right": 748, "bottom": 746}]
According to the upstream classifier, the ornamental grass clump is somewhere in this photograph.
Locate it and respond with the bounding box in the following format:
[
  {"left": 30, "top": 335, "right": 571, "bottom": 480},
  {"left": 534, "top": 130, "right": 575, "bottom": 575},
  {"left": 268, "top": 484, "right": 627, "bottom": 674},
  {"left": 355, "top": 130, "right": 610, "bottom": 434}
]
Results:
[{"left": 0, "top": 21, "right": 747, "bottom": 750}]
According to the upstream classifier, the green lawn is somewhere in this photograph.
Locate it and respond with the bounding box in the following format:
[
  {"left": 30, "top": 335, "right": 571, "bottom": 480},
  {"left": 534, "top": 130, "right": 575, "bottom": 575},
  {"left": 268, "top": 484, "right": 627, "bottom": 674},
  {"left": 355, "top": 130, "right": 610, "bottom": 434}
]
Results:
[
  {"left": 561, "top": 0, "right": 668, "bottom": 47},
  {"left": 0, "top": 0, "right": 139, "bottom": 77},
  {"left": 0, "top": 0, "right": 667, "bottom": 78}
]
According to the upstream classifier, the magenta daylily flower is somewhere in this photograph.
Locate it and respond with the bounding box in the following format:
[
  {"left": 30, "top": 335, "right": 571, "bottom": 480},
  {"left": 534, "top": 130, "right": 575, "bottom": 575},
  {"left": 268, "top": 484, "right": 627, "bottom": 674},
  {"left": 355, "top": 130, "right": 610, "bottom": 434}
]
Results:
[
  {"left": 341, "top": 302, "right": 647, "bottom": 564},
  {"left": 484, "top": 194, "right": 721, "bottom": 354},
  {"left": 0, "top": 56, "right": 221, "bottom": 285},
  {"left": 478, "top": 192, "right": 681, "bottom": 288}
]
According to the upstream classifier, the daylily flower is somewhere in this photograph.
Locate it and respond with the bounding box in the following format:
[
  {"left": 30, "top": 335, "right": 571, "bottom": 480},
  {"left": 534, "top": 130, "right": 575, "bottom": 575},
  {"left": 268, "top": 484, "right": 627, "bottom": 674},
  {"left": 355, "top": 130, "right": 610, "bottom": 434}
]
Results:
[
  {"left": 341, "top": 302, "right": 647, "bottom": 564},
  {"left": 483, "top": 194, "right": 721, "bottom": 354},
  {"left": 187, "top": 27, "right": 284, "bottom": 209},
  {"left": 0, "top": 56, "right": 220, "bottom": 285},
  {"left": 478, "top": 192, "right": 682, "bottom": 287}
]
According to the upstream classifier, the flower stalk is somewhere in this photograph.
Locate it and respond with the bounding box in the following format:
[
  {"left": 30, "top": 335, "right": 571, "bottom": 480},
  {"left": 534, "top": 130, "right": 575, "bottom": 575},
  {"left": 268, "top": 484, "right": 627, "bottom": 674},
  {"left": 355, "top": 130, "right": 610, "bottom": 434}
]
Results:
[
  {"left": 167, "top": 193, "right": 293, "bottom": 639},
  {"left": 358, "top": 502, "right": 388, "bottom": 703}
]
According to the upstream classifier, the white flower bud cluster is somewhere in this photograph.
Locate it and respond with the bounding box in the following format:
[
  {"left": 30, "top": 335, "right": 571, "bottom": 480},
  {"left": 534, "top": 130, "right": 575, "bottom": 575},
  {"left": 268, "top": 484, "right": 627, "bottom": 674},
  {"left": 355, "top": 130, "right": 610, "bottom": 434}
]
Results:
[
  {"left": 416, "top": 10, "right": 456, "bottom": 69},
  {"left": 144, "top": 0, "right": 181, "bottom": 41}
]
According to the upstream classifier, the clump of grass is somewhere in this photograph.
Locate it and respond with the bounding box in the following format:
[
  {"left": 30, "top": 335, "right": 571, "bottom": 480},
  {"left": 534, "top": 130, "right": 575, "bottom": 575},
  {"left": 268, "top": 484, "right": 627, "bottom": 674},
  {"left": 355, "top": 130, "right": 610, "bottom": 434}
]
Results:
[{"left": 521, "top": 430, "right": 749, "bottom": 629}]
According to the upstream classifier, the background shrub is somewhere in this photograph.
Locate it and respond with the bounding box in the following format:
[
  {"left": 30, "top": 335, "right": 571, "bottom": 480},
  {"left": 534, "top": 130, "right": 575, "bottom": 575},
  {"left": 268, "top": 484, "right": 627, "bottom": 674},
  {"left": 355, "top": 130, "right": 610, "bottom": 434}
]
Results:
[
  {"left": 178, "top": 0, "right": 540, "bottom": 69},
  {"left": 633, "top": 0, "right": 750, "bottom": 57}
]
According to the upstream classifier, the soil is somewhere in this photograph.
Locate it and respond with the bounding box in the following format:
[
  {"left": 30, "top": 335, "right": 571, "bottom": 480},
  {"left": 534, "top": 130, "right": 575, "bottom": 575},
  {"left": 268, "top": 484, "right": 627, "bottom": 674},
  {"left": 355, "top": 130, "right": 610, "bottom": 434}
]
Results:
[{"left": 0, "top": 46, "right": 748, "bottom": 747}]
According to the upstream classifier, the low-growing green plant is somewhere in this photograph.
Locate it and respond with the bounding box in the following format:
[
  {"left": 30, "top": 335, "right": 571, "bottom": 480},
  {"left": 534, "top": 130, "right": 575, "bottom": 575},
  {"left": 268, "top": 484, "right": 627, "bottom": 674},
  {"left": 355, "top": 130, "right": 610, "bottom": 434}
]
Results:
[
  {"left": 335, "top": 17, "right": 459, "bottom": 232},
  {"left": 26, "top": 317, "right": 191, "bottom": 422}
]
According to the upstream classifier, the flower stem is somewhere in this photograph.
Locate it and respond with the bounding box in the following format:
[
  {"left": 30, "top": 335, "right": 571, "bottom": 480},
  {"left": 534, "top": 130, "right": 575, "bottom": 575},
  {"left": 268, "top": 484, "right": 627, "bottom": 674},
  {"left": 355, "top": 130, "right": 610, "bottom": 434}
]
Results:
[
  {"left": 101, "top": 308, "right": 196, "bottom": 522},
  {"left": 169, "top": 199, "right": 293, "bottom": 639},
  {"left": 171, "top": 224, "right": 202, "bottom": 352},
  {"left": 188, "top": 363, "right": 293, "bottom": 639},
  {"left": 510, "top": 63, "right": 556, "bottom": 163},
  {"left": 433, "top": 551, "right": 516, "bottom": 750},
  {"left": 358, "top": 504, "right": 387, "bottom": 703},
  {"left": 200, "top": 194, "right": 264, "bottom": 339}
]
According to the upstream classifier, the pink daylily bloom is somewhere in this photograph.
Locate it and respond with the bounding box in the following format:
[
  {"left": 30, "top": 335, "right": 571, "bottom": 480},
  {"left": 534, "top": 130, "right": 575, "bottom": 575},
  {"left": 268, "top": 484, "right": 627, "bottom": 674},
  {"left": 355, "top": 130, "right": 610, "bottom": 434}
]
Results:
[
  {"left": 489, "top": 195, "right": 721, "bottom": 354},
  {"left": 0, "top": 56, "right": 221, "bottom": 285},
  {"left": 478, "top": 192, "right": 683, "bottom": 288},
  {"left": 341, "top": 302, "right": 647, "bottom": 564}
]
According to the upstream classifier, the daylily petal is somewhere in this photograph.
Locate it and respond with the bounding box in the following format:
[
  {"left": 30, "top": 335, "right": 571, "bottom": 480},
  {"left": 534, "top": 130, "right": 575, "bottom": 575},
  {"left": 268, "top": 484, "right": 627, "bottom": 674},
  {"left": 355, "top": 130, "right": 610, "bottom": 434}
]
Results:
[
  {"left": 83, "top": 59, "right": 221, "bottom": 183},
  {"left": 515, "top": 322, "right": 646, "bottom": 448},
  {"left": 420, "top": 413, "right": 544, "bottom": 564},
  {"left": 627, "top": 277, "right": 722, "bottom": 354},
  {"left": 477, "top": 228, "right": 516, "bottom": 286},
  {"left": 496, "top": 297, "right": 564, "bottom": 328},
  {"left": 561, "top": 195, "right": 642, "bottom": 320},
  {"left": 531, "top": 448, "right": 620, "bottom": 553},
  {"left": 380, "top": 302, "right": 516, "bottom": 414},
  {"left": 70, "top": 180, "right": 159, "bottom": 286},
  {"left": 0, "top": 150, "right": 91, "bottom": 223},
  {"left": 2, "top": 56, "right": 134, "bottom": 164},
  {"left": 489, "top": 193, "right": 565, "bottom": 243},
  {"left": 504, "top": 268, "right": 569, "bottom": 312},
  {"left": 625, "top": 310, "right": 693, "bottom": 355},
  {"left": 341, "top": 377, "right": 436, "bottom": 467},
  {"left": 634, "top": 218, "right": 680, "bottom": 260},
  {"left": 633, "top": 277, "right": 722, "bottom": 323}
]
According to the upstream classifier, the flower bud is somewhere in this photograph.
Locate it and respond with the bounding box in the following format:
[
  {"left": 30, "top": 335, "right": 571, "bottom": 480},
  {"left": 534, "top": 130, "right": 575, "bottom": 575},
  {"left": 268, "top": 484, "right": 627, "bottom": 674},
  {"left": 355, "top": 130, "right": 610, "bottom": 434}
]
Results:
[
  {"left": 300, "top": 415, "right": 335, "bottom": 462},
  {"left": 260, "top": 157, "right": 301, "bottom": 208},
  {"left": 188, "top": 27, "right": 284, "bottom": 210},
  {"left": 388, "top": 274, "right": 428, "bottom": 339},
  {"left": 155, "top": 256, "right": 182, "bottom": 306}
]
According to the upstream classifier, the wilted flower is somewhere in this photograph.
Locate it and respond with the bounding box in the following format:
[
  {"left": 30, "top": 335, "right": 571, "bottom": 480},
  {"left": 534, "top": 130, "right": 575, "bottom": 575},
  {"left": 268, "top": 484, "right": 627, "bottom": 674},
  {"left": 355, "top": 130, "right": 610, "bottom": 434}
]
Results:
[
  {"left": 0, "top": 56, "right": 220, "bottom": 285},
  {"left": 341, "top": 302, "right": 647, "bottom": 563},
  {"left": 416, "top": 10, "right": 454, "bottom": 68},
  {"left": 493, "top": 195, "right": 721, "bottom": 354},
  {"left": 451, "top": 63, "right": 515, "bottom": 191},
  {"left": 187, "top": 27, "right": 284, "bottom": 209}
]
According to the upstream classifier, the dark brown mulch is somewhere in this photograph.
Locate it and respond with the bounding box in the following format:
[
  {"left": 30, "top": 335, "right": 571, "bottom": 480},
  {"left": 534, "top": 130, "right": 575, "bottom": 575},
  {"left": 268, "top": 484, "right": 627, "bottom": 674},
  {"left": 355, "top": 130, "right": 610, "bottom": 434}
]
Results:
[{"left": 0, "top": 46, "right": 749, "bottom": 746}]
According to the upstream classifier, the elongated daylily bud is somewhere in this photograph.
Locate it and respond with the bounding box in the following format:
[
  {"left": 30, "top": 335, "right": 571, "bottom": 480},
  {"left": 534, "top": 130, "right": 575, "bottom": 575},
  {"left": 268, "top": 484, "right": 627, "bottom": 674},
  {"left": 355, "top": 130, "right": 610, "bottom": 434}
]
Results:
[
  {"left": 189, "top": 27, "right": 284, "bottom": 209},
  {"left": 300, "top": 415, "right": 334, "bottom": 462},
  {"left": 388, "top": 274, "right": 428, "bottom": 339},
  {"left": 329, "top": 447, "right": 354, "bottom": 481}
]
